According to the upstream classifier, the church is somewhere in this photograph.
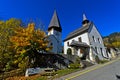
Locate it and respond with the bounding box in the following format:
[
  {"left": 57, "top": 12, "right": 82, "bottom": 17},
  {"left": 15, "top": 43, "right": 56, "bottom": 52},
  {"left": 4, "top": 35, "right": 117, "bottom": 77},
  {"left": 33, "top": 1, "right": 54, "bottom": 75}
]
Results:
[
  {"left": 64, "top": 14, "right": 109, "bottom": 62},
  {"left": 47, "top": 10, "right": 109, "bottom": 62},
  {"left": 47, "top": 10, "right": 62, "bottom": 53}
]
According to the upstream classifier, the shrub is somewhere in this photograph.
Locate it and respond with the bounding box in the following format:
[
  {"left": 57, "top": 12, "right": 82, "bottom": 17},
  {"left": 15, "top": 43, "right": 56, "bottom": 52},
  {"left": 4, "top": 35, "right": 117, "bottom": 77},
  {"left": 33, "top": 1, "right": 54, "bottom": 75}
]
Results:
[
  {"left": 68, "top": 63, "right": 81, "bottom": 69},
  {"left": 95, "top": 56, "right": 100, "bottom": 64},
  {"left": 0, "top": 69, "right": 24, "bottom": 79},
  {"left": 4, "top": 61, "right": 13, "bottom": 71},
  {"left": 95, "top": 56, "right": 109, "bottom": 64},
  {"left": 99, "top": 60, "right": 109, "bottom": 64},
  {"left": 75, "top": 56, "right": 81, "bottom": 64}
]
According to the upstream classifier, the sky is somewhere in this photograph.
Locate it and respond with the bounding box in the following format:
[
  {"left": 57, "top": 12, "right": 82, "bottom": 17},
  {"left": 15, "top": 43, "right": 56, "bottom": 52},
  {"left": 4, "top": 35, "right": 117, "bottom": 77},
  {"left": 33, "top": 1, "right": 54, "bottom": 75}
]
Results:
[{"left": 0, "top": 0, "right": 120, "bottom": 40}]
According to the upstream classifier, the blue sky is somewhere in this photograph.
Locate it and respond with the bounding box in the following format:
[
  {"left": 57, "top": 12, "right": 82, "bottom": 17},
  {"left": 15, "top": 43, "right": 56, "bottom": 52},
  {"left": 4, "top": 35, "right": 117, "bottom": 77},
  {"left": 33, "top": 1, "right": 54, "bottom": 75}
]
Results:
[{"left": 0, "top": 0, "right": 120, "bottom": 40}]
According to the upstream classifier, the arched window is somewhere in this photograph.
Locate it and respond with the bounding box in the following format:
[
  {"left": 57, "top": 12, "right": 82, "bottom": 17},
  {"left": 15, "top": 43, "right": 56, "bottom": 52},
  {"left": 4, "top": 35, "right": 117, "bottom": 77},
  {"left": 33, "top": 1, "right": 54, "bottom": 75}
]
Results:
[
  {"left": 67, "top": 48, "right": 72, "bottom": 55},
  {"left": 50, "top": 43, "right": 53, "bottom": 46}
]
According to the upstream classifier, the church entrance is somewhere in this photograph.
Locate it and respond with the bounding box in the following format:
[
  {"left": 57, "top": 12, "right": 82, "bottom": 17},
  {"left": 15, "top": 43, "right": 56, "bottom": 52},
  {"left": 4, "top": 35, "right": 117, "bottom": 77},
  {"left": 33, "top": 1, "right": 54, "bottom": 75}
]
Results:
[
  {"left": 70, "top": 40, "right": 89, "bottom": 60},
  {"left": 79, "top": 48, "right": 89, "bottom": 60}
]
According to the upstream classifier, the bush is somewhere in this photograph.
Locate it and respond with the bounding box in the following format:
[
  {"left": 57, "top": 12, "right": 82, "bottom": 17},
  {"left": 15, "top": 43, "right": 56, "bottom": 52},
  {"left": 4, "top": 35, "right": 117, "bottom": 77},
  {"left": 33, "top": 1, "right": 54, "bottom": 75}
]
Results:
[
  {"left": 99, "top": 60, "right": 109, "bottom": 64},
  {"left": 95, "top": 56, "right": 100, "bottom": 64},
  {"left": 75, "top": 56, "right": 81, "bottom": 64},
  {"left": 95, "top": 56, "right": 109, "bottom": 64},
  {"left": 4, "top": 61, "right": 13, "bottom": 71},
  {"left": 0, "top": 69, "right": 24, "bottom": 79},
  {"left": 68, "top": 63, "right": 81, "bottom": 69}
]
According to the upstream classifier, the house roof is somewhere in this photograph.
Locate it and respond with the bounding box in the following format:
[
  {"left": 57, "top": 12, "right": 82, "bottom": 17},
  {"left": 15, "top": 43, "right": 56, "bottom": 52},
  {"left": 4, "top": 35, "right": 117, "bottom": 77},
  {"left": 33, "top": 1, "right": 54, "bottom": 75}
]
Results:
[
  {"left": 70, "top": 40, "right": 89, "bottom": 48},
  {"left": 64, "top": 22, "right": 92, "bottom": 41},
  {"left": 48, "top": 10, "right": 62, "bottom": 32}
]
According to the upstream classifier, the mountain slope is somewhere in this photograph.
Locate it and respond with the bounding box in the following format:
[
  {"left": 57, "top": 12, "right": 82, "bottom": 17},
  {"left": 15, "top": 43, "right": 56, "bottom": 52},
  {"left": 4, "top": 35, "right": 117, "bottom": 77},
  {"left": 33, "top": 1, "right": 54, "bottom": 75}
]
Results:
[{"left": 103, "top": 32, "right": 120, "bottom": 48}]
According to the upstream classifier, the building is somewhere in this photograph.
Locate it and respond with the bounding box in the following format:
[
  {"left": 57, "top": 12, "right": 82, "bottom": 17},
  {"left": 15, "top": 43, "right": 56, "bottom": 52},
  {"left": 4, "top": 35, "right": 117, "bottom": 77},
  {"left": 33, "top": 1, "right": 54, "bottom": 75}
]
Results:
[
  {"left": 64, "top": 14, "right": 109, "bottom": 62},
  {"left": 47, "top": 10, "right": 62, "bottom": 53}
]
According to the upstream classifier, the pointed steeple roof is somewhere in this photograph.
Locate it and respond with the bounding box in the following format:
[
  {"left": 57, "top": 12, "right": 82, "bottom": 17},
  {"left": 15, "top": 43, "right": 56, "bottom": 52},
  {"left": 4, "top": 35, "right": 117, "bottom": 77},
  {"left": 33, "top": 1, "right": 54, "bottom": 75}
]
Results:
[
  {"left": 48, "top": 10, "right": 62, "bottom": 32},
  {"left": 83, "top": 13, "right": 87, "bottom": 21},
  {"left": 82, "top": 13, "right": 89, "bottom": 25}
]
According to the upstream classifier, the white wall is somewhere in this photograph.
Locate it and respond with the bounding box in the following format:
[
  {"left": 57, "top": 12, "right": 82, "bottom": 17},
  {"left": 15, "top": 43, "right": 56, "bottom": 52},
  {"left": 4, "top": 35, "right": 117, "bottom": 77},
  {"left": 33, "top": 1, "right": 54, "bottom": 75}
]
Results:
[
  {"left": 48, "top": 28, "right": 54, "bottom": 35},
  {"left": 64, "top": 32, "right": 89, "bottom": 55}
]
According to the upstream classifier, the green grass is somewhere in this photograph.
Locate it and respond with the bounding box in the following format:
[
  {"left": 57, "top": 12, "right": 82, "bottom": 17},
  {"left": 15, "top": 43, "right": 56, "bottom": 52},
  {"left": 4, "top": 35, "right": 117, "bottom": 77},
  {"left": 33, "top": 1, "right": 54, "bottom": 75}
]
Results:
[
  {"left": 35, "top": 76, "right": 47, "bottom": 80},
  {"left": 99, "top": 60, "right": 109, "bottom": 64},
  {"left": 36, "top": 68, "right": 81, "bottom": 80},
  {"left": 56, "top": 69, "right": 80, "bottom": 77}
]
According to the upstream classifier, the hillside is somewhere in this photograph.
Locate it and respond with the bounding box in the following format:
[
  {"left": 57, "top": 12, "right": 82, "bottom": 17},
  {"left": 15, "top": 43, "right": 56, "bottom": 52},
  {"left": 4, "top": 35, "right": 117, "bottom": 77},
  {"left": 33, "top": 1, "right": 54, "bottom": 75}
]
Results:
[{"left": 103, "top": 32, "right": 120, "bottom": 49}]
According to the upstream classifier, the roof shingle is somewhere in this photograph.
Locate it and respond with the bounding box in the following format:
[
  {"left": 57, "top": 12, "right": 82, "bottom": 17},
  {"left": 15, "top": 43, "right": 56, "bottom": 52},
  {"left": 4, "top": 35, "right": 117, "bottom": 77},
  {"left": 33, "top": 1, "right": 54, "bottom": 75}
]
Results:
[{"left": 48, "top": 10, "right": 62, "bottom": 32}]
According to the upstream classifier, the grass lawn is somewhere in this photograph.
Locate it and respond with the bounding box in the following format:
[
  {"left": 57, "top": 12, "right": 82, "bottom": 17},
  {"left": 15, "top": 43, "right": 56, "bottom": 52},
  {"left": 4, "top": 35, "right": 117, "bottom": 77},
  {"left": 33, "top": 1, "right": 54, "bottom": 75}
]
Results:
[{"left": 35, "top": 68, "right": 81, "bottom": 80}]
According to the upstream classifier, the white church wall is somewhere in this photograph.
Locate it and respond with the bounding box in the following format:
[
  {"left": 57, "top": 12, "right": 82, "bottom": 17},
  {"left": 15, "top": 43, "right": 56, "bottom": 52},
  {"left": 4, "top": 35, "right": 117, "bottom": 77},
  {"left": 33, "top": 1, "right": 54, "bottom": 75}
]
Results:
[
  {"left": 64, "top": 32, "right": 89, "bottom": 55},
  {"left": 64, "top": 39, "right": 72, "bottom": 55},
  {"left": 48, "top": 28, "right": 54, "bottom": 35}
]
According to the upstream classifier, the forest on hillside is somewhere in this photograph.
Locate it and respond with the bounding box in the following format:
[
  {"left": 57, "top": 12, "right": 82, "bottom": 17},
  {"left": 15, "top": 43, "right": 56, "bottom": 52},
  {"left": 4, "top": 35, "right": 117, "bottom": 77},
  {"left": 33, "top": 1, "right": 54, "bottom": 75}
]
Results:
[{"left": 103, "top": 32, "right": 120, "bottom": 49}]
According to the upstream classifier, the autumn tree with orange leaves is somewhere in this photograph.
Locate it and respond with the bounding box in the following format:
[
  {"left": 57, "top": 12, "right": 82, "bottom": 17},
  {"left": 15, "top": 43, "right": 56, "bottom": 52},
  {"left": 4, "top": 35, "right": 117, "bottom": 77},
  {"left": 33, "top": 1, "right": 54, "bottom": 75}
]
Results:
[{"left": 10, "top": 23, "right": 52, "bottom": 69}]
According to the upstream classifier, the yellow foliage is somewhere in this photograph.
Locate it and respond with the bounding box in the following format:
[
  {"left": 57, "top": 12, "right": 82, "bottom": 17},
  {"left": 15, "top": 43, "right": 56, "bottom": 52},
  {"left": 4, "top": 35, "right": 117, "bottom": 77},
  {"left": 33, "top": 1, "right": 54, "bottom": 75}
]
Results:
[
  {"left": 112, "top": 41, "right": 120, "bottom": 48},
  {"left": 14, "top": 60, "right": 18, "bottom": 64},
  {"left": 10, "top": 23, "right": 51, "bottom": 55}
]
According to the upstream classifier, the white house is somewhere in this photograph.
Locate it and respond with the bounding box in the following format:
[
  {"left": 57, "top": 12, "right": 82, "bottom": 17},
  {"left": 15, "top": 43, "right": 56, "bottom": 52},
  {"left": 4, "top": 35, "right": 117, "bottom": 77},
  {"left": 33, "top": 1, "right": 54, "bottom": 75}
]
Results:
[
  {"left": 47, "top": 10, "right": 62, "bottom": 53},
  {"left": 64, "top": 14, "right": 109, "bottom": 62}
]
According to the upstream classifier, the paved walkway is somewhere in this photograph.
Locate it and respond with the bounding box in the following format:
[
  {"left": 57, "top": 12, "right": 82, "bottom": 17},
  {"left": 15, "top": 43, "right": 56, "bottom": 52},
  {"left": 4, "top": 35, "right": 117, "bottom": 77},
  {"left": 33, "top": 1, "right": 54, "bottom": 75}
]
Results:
[{"left": 54, "top": 56, "right": 120, "bottom": 80}]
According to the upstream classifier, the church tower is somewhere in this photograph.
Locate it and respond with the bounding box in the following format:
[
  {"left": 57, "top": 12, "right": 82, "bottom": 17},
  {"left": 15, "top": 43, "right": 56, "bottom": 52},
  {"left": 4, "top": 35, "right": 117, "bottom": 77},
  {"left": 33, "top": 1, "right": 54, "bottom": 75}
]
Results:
[
  {"left": 82, "top": 14, "right": 89, "bottom": 26},
  {"left": 48, "top": 10, "right": 62, "bottom": 53}
]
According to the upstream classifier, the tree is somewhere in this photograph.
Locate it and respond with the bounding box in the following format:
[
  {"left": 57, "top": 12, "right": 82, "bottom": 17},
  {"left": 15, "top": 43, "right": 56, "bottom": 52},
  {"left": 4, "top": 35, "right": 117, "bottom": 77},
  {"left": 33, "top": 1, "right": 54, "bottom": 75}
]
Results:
[
  {"left": 103, "top": 32, "right": 120, "bottom": 49},
  {"left": 10, "top": 23, "right": 52, "bottom": 69},
  {"left": 0, "top": 19, "right": 22, "bottom": 71}
]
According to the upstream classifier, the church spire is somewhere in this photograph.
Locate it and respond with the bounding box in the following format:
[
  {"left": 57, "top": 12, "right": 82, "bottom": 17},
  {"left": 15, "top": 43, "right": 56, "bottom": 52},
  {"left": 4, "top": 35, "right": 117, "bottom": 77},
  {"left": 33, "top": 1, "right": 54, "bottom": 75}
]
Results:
[
  {"left": 83, "top": 13, "right": 87, "bottom": 21},
  {"left": 48, "top": 10, "right": 62, "bottom": 32},
  {"left": 82, "top": 13, "right": 89, "bottom": 26}
]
